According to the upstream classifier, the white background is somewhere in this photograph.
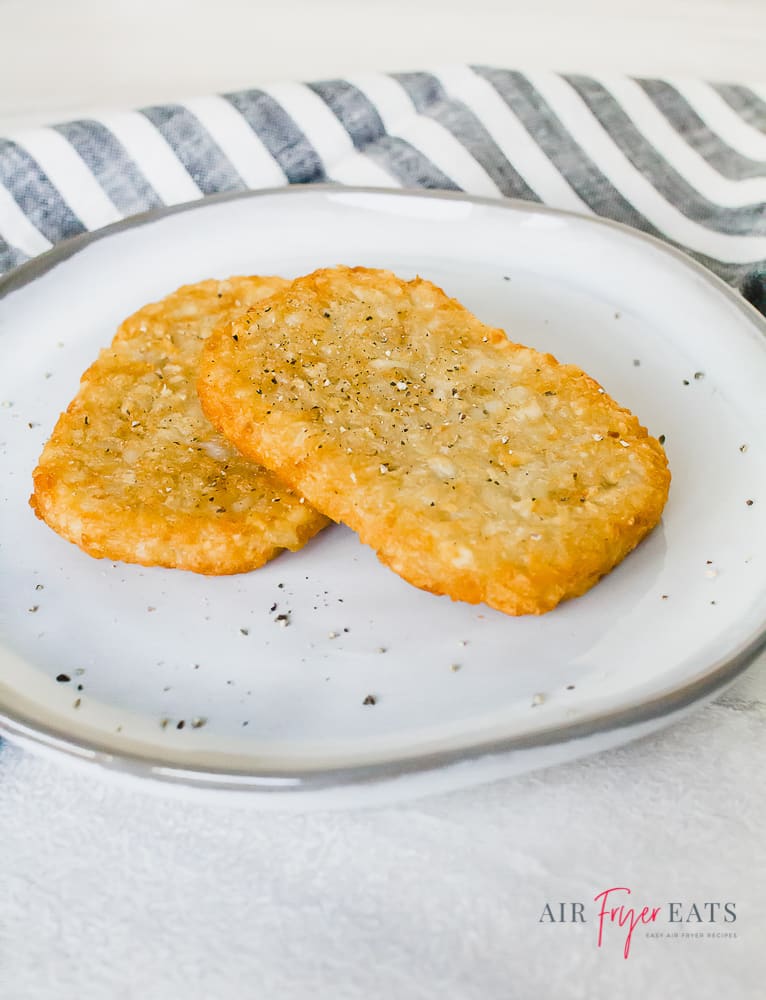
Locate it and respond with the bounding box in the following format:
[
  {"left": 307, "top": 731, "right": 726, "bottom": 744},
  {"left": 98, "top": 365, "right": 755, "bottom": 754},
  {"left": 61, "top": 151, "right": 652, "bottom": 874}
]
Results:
[{"left": 1, "top": 0, "right": 766, "bottom": 133}]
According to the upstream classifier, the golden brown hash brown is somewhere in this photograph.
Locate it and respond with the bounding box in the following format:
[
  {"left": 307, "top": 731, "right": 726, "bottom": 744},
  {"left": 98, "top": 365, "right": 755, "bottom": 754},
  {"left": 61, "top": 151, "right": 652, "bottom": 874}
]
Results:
[
  {"left": 198, "top": 266, "right": 670, "bottom": 614},
  {"left": 30, "top": 277, "right": 328, "bottom": 573}
]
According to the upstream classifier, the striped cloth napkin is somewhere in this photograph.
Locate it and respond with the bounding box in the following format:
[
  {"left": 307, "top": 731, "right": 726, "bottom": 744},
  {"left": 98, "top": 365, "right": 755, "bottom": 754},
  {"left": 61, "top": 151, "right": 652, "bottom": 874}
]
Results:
[{"left": 0, "top": 67, "right": 764, "bottom": 312}]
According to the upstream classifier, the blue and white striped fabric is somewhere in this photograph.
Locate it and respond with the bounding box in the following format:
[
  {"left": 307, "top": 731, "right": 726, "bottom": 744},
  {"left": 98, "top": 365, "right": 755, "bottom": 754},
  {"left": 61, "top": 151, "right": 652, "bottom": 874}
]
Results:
[{"left": 1, "top": 67, "right": 764, "bottom": 311}]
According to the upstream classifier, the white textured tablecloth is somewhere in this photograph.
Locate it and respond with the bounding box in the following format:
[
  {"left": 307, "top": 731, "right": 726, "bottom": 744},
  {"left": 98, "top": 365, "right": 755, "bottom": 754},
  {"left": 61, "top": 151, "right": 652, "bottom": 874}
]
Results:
[{"left": 2, "top": 658, "right": 764, "bottom": 999}]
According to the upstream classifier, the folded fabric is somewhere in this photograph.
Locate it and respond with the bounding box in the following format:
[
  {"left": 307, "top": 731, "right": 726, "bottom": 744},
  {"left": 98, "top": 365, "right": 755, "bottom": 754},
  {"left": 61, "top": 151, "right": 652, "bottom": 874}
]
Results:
[{"left": 1, "top": 67, "right": 764, "bottom": 312}]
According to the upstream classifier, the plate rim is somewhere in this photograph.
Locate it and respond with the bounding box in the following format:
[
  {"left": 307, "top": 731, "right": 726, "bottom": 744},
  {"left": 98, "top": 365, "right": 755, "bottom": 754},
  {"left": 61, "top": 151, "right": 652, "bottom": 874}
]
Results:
[{"left": 2, "top": 183, "right": 765, "bottom": 796}]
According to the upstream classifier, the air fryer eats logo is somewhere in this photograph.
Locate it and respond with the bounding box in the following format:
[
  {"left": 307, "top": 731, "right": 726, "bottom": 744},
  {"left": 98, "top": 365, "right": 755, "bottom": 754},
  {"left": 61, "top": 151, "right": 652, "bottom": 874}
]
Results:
[{"left": 539, "top": 888, "right": 737, "bottom": 959}]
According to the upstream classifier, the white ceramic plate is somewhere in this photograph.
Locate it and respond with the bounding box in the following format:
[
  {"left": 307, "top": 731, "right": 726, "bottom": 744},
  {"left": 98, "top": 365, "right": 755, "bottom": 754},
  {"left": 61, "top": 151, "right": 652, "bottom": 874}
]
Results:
[{"left": 1, "top": 187, "right": 764, "bottom": 807}]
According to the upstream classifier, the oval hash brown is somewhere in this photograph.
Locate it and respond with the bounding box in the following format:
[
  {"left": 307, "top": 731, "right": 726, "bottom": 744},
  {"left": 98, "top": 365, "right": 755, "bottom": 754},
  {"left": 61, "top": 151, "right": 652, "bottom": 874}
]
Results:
[
  {"left": 198, "top": 266, "right": 670, "bottom": 614},
  {"left": 30, "top": 277, "right": 328, "bottom": 573}
]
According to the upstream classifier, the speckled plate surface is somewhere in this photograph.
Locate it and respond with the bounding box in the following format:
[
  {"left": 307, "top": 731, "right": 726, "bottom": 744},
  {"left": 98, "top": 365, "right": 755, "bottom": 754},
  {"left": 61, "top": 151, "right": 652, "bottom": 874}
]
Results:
[{"left": 1, "top": 187, "right": 764, "bottom": 808}]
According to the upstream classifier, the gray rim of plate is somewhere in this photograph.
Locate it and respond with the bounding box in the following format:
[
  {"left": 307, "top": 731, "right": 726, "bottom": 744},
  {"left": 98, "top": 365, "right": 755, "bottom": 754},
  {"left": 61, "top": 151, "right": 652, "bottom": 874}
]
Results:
[{"left": 1, "top": 184, "right": 765, "bottom": 795}]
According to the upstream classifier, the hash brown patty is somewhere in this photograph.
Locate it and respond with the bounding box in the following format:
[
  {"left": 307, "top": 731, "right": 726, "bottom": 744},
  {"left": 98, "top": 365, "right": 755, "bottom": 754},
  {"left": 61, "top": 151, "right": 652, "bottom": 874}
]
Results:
[
  {"left": 31, "top": 277, "right": 328, "bottom": 573},
  {"left": 198, "top": 266, "right": 670, "bottom": 613}
]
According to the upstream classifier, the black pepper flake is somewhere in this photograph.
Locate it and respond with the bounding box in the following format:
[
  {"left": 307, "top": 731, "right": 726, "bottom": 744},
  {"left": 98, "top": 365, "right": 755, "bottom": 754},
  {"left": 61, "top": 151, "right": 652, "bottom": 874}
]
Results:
[
  {"left": 632, "top": 359, "right": 640, "bottom": 367},
  {"left": 694, "top": 371, "right": 705, "bottom": 380},
  {"left": 28, "top": 605, "right": 39, "bottom": 613},
  {"left": 76, "top": 684, "right": 83, "bottom": 691},
  {"left": 363, "top": 694, "right": 377, "bottom": 706},
  {"left": 240, "top": 628, "right": 249, "bottom": 636},
  {"left": 739, "top": 444, "right": 748, "bottom": 453},
  {"left": 176, "top": 720, "right": 185, "bottom": 730},
  {"left": 661, "top": 594, "right": 669, "bottom": 600},
  {"left": 566, "top": 684, "right": 575, "bottom": 690},
  {"left": 232, "top": 334, "right": 239, "bottom": 341},
  {"left": 746, "top": 499, "right": 754, "bottom": 506},
  {"left": 658, "top": 434, "right": 666, "bottom": 445},
  {"left": 56, "top": 673, "right": 70, "bottom": 683},
  {"left": 269, "top": 602, "right": 278, "bottom": 612},
  {"left": 682, "top": 379, "right": 690, "bottom": 386},
  {"left": 274, "top": 613, "right": 290, "bottom": 627},
  {"left": 35, "top": 584, "right": 44, "bottom": 591}
]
